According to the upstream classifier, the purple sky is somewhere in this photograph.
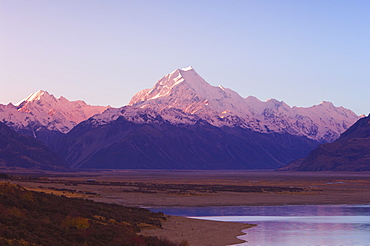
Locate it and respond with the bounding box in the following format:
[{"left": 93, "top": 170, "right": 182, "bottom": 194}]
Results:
[{"left": 1, "top": 0, "right": 369, "bottom": 115}]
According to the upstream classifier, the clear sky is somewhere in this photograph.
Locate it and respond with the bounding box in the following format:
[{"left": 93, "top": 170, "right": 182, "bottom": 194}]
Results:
[{"left": 1, "top": 0, "right": 369, "bottom": 115}]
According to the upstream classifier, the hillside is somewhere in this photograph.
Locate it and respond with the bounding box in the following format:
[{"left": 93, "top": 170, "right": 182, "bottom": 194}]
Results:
[
  {"left": 0, "top": 181, "right": 179, "bottom": 246},
  {"left": 281, "top": 114, "right": 370, "bottom": 171},
  {"left": 0, "top": 122, "right": 67, "bottom": 170}
]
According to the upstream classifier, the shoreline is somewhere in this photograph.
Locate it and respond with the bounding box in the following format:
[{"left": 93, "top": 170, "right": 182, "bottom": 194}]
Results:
[
  {"left": 141, "top": 215, "right": 256, "bottom": 246},
  {"left": 143, "top": 203, "right": 370, "bottom": 246}
]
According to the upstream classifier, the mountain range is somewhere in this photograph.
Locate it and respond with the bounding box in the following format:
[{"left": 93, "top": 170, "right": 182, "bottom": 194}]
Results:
[
  {"left": 129, "top": 67, "right": 358, "bottom": 142},
  {"left": 0, "top": 90, "right": 109, "bottom": 146},
  {"left": 0, "top": 67, "right": 363, "bottom": 170}
]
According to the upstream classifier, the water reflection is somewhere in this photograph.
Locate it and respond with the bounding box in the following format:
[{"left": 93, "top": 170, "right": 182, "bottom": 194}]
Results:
[
  {"left": 151, "top": 205, "right": 370, "bottom": 246},
  {"left": 232, "top": 217, "right": 370, "bottom": 246},
  {"left": 234, "top": 220, "right": 370, "bottom": 246}
]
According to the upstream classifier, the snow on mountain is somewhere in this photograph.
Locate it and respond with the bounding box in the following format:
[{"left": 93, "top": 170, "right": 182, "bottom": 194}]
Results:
[
  {"left": 280, "top": 114, "right": 370, "bottom": 171},
  {"left": 127, "top": 67, "right": 360, "bottom": 142},
  {"left": 0, "top": 103, "right": 38, "bottom": 136},
  {"left": 0, "top": 90, "right": 109, "bottom": 134},
  {"left": 129, "top": 66, "right": 255, "bottom": 128},
  {"left": 244, "top": 96, "right": 359, "bottom": 142},
  {"left": 129, "top": 66, "right": 252, "bottom": 117},
  {"left": 91, "top": 106, "right": 200, "bottom": 127}
]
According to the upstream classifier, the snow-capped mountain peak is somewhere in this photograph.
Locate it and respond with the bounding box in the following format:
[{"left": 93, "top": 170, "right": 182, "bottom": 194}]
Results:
[
  {"left": 1, "top": 90, "right": 110, "bottom": 134},
  {"left": 128, "top": 66, "right": 360, "bottom": 142},
  {"left": 130, "top": 66, "right": 211, "bottom": 105},
  {"left": 129, "top": 66, "right": 253, "bottom": 125},
  {"left": 181, "top": 65, "right": 194, "bottom": 71},
  {"left": 16, "top": 90, "right": 56, "bottom": 108}
]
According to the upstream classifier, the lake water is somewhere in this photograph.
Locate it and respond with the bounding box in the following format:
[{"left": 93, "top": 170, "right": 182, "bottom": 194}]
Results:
[{"left": 150, "top": 205, "right": 370, "bottom": 246}]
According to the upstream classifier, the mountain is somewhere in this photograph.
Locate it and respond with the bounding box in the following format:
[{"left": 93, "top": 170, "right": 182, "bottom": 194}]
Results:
[
  {"left": 0, "top": 122, "right": 67, "bottom": 170},
  {"left": 1, "top": 67, "right": 360, "bottom": 170},
  {"left": 130, "top": 67, "right": 359, "bottom": 142},
  {"left": 55, "top": 67, "right": 358, "bottom": 169},
  {"left": 281, "top": 114, "right": 370, "bottom": 171},
  {"left": 0, "top": 90, "right": 109, "bottom": 145}
]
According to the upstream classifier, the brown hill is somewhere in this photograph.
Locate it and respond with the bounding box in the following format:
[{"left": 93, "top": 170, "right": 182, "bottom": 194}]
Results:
[
  {"left": 0, "top": 182, "right": 178, "bottom": 246},
  {"left": 280, "top": 114, "right": 370, "bottom": 171}
]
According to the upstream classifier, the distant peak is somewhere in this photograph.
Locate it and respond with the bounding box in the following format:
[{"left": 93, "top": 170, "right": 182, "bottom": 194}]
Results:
[
  {"left": 15, "top": 90, "right": 55, "bottom": 106},
  {"left": 245, "top": 95, "right": 260, "bottom": 101},
  {"left": 169, "top": 66, "right": 196, "bottom": 76},
  {"left": 267, "top": 98, "right": 279, "bottom": 103},
  {"left": 266, "top": 98, "right": 284, "bottom": 105},
  {"left": 25, "top": 90, "right": 52, "bottom": 101},
  {"left": 129, "top": 66, "right": 215, "bottom": 106},
  {"left": 319, "top": 101, "right": 335, "bottom": 108},
  {"left": 181, "top": 66, "right": 194, "bottom": 71},
  {"left": 320, "top": 101, "right": 333, "bottom": 105}
]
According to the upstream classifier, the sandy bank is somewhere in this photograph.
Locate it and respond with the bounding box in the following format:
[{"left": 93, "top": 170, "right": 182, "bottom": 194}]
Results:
[{"left": 141, "top": 215, "right": 255, "bottom": 246}]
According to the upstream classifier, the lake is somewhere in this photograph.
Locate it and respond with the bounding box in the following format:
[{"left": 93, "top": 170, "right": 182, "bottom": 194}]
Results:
[{"left": 150, "top": 205, "right": 370, "bottom": 246}]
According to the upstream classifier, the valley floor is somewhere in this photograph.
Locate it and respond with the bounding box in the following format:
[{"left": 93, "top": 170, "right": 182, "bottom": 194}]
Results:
[{"left": 3, "top": 169, "right": 370, "bottom": 245}]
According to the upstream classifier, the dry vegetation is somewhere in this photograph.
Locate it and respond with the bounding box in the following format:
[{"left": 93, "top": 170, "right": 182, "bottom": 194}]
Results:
[
  {"left": 0, "top": 179, "right": 188, "bottom": 246},
  {"left": 3, "top": 170, "right": 370, "bottom": 208}
]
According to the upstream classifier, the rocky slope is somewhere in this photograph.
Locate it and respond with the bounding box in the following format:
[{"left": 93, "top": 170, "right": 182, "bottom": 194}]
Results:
[
  {"left": 54, "top": 67, "right": 360, "bottom": 169},
  {"left": 57, "top": 113, "right": 319, "bottom": 169},
  {"left": 0, "top": 122, "right": 67, "bottom": 170},
  {"left": 281, "top": 114, "right": 370, "bottom": 171}
]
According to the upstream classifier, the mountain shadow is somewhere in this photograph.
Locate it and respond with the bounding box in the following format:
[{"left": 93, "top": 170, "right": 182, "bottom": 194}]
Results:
[
  {"left": 0, "top": 122, "right": 67, "bottom": 170},
  {"left": 280, "top": 114, "right": 370, "bottom": 171},
  {"left": 56, "top": 116, "right": 320, "bottom": 169}
]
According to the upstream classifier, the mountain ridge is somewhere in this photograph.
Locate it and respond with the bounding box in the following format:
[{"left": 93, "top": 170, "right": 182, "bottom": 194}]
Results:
[
  {"left": 0, "top": 90, "right": 110, "bottom": 139},
  {"left": 1, "top": 67, "right": 359, "bottom": 143},
  {"left": 280, "top": 114, "right": 370, "bottom": 171}
]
